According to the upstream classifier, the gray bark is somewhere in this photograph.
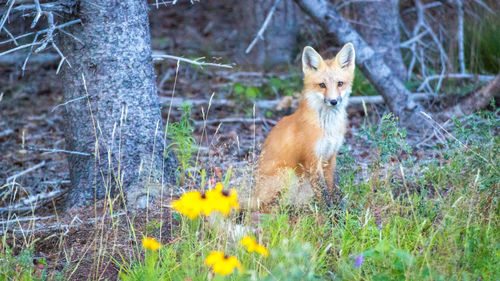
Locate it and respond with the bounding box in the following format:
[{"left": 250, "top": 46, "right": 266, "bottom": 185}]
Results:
[
  {"left": 294, "top": 0, "right": 429, "bottom": 129},
  {"left": 60, "top": 0, "right": 177, "bottom": 210},
  {"left": 354, "top": 0, "right": 407, "bottom": 81},
  {"left": 236, "top": 0, "right": 301, "bottom": 67}
]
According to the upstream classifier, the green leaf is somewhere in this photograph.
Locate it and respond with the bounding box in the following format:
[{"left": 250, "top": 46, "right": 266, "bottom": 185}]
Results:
[{"left": 233, "top": 83, "right": 245, "bottom": 95}]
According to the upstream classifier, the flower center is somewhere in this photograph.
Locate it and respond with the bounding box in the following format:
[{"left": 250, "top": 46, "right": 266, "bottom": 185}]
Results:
[{"left": 221, "top": 190, "right": 230, "bottom": 197}]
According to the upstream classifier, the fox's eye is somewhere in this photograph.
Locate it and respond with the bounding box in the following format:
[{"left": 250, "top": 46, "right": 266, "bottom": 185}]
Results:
[
  {"left": 319, "top": 83, "right": 326, "bottom": 88},
  {"left": 337, "top": 81, "right": 344, "bottom": 87}
]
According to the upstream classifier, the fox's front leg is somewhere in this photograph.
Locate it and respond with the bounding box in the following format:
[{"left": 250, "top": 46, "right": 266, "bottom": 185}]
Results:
[
  {"left": 324, "top": 154, "right": 337, "bottom": 200},
  {"left": 308, "top": 159, "right": 333, "bottom": 209}
]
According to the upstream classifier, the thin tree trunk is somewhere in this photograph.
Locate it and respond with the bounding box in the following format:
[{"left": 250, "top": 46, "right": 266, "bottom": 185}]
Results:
[
  {"left": 438, "top": 73, "right": 500, "bottom": 120},
  {"left": 60, "top": 0, "right": 177, "bottom": 210},
  {"left": 294, "top": 0, "right": 428, "bottom": 129},
  {"left": 236, "top": 0, "right": 301, "bottom": 67},
  {"left": 354, "top": 0, "right": 407, "bottom": 81}
]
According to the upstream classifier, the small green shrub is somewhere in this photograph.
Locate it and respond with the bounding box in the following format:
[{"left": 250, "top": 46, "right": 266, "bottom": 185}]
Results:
[
  {"left": 167, "top": 102, "right": 196, "bottom": 185},
  {"left": 361, "top": 113, "right": 411, "bottom": 163},
  {"left": 0, "top": 244, "right": 45, "bottom": 281}
]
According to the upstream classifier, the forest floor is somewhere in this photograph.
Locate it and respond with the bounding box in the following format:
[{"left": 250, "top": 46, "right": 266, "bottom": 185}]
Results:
[
  {"left": 1, "top": 3, "right": 499, "bottom": 280},
  {"left": 1, "top": 61, "right": 499, "bottom": 280}
]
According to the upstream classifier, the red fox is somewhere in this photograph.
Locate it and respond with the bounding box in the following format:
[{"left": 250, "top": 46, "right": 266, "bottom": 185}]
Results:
[{"left": 250, "top": 43, "right": 355, "bottom": 211}]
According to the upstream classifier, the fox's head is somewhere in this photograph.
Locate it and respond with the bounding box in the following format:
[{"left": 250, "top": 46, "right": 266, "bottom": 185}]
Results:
[{"left": 301, "top": 43, "right": 355, "bottom": 110}]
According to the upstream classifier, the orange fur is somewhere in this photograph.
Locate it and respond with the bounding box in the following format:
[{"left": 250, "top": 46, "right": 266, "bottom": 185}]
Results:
[{"left": 250, "top": 44, "right": 356, "bottom": 211}]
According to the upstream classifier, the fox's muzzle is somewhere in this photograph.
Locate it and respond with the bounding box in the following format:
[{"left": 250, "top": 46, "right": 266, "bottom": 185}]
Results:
[{"left": 324, "top": 97, "right": 342, "bottom": 107}]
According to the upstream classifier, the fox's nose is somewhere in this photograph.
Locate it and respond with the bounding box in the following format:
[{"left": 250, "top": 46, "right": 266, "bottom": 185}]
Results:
[{"left": 329, "top": 99, "right": 338, "bottom": 106}]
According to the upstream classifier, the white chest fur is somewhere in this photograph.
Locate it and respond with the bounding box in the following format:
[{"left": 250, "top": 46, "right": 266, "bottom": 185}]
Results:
[{"left": 314, "top": 107, "right": 346, "bottom": 159}]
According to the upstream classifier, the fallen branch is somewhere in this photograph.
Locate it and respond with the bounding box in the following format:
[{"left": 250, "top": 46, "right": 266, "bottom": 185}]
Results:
[
  {"left": 0, "top": 189, "right": 65, "bottom": 214},
  {"left": 418, "top": 73, "right": 495, "bottom": 92},
  {"left": 160, "top": 93, "right": 435, "bottom": 111},
  {"left": 0, "top": 215, "right": 55, "bottom": 226},
  {"left": 0, "top": 52, "right": 59, "bottom": 65},
  {"left": 437, "top": 72, "right": 500, "bottom": 120},
  {"left": 5, "top": 161, "right": 46, "bottom": 184},
  {"left": 152, "top": 51, "right": 232, "bottom": 69},
  {"left": 193, "top": 117, "right": 277, "bottom": 126},
  {"left": 0, "top": 212, "right": 126, "bottom": 235},
  {"left": 27, "top": 146, "right": 91, "bottom": 156}
]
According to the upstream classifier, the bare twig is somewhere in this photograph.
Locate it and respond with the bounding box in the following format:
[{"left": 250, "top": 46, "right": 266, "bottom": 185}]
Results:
[
  {"left": 2, "top": 26, "right": 18, "bottom": 45},
  {"left": 245, "top": 0, "right": 280, "bottom": 54},
  {"left": 335, "top": 0, "right": 380, "bottom": 11},
  {"left": 0, "top": 189, "right": 65, "bottom": 214},
  {"left": 21, "top": 32, "right": 39, "bottom": 74},
  {"left": 400, "top": 31, "right": 428, "bottom": 48},
  {"left": 153, "top": 51, "right": 232, "bottom": 69},
  {"left": 472, "top": 0, "right": 494, "bottom": 13},
  {"left": 0, "top": 212, "right": 126, "bottom": 235},
  {"left": 51, "top": 95, "right": 86, "bottom": 111},
  {"left": 0, "top": 41, "right": 41, "bottom": 58},
  {"left": 0, "top": 215, "right": 55, "bottom": 226},
  {"left": 0, "top": 0, "right": 15, "bottom": 34},
  {"left": 402, "top": 1, "right": 441, "bottom": 15},
  {"left": 0, "top": 19, "right": 81, "bottom": 46},
  {"left": 5, "top": 161, "right": 46, "bottom": 184},
  {"left": 193, "top": 117, "right": 276, "bottom": 126},
  {"left": 418, "top": 73, "right": 494, "bottom": 92},
  {"left": 30, "top": 0, "right": 42, "bottom": 28},
  {"left": 27, "top": 146, "right": 91, "bottom": 156}
]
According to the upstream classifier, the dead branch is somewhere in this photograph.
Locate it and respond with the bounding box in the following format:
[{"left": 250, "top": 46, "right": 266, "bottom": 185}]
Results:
[
  {"left": 0, "top": 19, "right": 81, "bottom": 46},
  {"left": 26, "top": 146, "right": 91, "bottom": 156},
  {"left": 160, "top": 93, "right": 435, "bottom": 112},
  {"left": 152, "top": 50, "right": 232, "bottom": 69},
  {"left": 193, "top": 117, "right": 277, "bottom": 126},
  {"left": 0, "top": 212, "right": 125, "bottom": 235},
  {"left": 245, "top": 0, "right": 280, "bottom": 54},
  {"left": 0, "top": 0, "right": 15, "bottom": 33},
  {"left": 418, "top": 73, "right": 495, "bottom": 92},
  {"left": 0, "top": 189, "right": 65, "bottom": 214},
  {"left": 0, "top": 215, "right": 55, "bottom": 226},
  {"left": 0, "top": 1, "right": 79, "bottom": 73},
  {"left": 438, "top": 73, "right": 500, "bottom": 120},
  {"left": 5, "top": 161, "right": 46, "bottom": 184}
]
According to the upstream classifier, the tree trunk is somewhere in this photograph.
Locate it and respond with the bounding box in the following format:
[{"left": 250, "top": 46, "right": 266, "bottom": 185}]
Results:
[
  {"left": 438, "top": 73, "right": 500, "bottom": 120},
  {"left": 353, "top": 0, "right": 407, "bottom": 81},
  {"left": 294, "top": 0, "right": 428, "bottom": 129},
  {"left": 236, "top": 0, "right": 301, "bottom": 67},
  {"left": 60, "top": 0, "right": 177, "bottom": 210}
]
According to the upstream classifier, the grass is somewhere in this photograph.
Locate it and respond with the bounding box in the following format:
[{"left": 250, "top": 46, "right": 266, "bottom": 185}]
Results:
[
  {"left": 119, "top": 110, "right": 498, "bottom": 280},
  {"left": 1, "top": 109, "right": 498, "bottom": 280}
]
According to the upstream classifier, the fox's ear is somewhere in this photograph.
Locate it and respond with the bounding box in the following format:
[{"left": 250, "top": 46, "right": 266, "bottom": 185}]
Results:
[
  {"left": 336, "top": 43, "right": 355, "bottom": 69},
  {"left": 302, "top": 46, "right": 323, "bottom": 73}
]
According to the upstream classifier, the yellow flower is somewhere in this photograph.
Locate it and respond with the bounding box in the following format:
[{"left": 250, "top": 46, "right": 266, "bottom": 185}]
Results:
[
  {"left": 206, "top": 183, "right": 240, "bottom": 216},
  {"left": 241, "top": 236, "right": 269, "bottom": 257},
  {"left": 171, "top": 190, "right": 204, "bottom": 219},
  {"left": 171, "top": 183, "right": 239, "bottom": 219},
  {"left": 205, "top": 251, "right": 242, "bottom": 276},
  {"left": 142, "top": 237, "right": 161, "bottom": 251}
]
